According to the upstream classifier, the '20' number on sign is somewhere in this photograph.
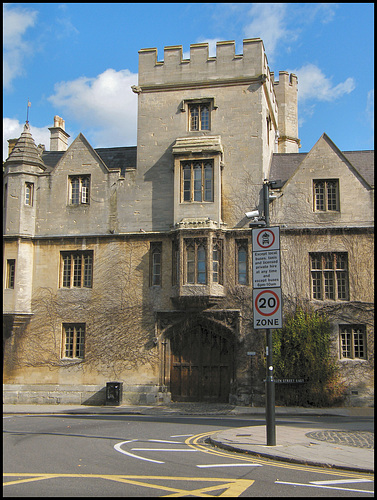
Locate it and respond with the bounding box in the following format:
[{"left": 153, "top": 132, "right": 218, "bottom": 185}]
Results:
[
  {"left": 255, "top": 290, "right": 280, "bottom": 316},
  {"left": 259, "top": 296, "right": 276, "bottom": 309}
]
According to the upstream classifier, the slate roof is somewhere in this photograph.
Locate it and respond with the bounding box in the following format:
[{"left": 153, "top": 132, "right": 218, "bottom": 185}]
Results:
[
  {"left": 270, "top": 150, "right": 374, "bottom": 188},
  {"left": 95, "top": 146, "right": 137, "bottom": 176},
  {"left": 41, "top": 146, "right": 137, "bottom": 176},
  {"left": 37, "top": 143, "right": 374, "bottom": 189}
]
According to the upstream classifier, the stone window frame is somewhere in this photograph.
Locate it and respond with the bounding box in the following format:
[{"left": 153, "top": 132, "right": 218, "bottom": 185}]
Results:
[
  {"left": 236, "top": 240, "right": 249, "bottom": 285},
  {"left": 6, "top": 259, "right": 15, "bottom": 289},
  {"left": 184, "top": 237, "right": 208, "bottom": 285},
  {"left": 339, "top": 324, "right": 367, "bottom": 360},
  {"left": 313, "top": 179, "right": 340, "bottom": 212},
  {"left": 182, "top": 236, "right": 225, "bottom": 286},
  {"left": 25, "top": 182, "right": 34, "bottom": 206},
  {"left": 68, "top": 174, "right": 91, "bottom": 205},
  {"left": 60, "top": 250, "right": 93, "bottom": 289},
  {"left": 310, "top": 252, "right": 349, "bottom": 301},
  {"left": 172, "top": 239, "right": 180, "bottom": 286},
  {"left": 181, "top": 159, "right": 214, "bottom": 203},
  {"left": 62, "top": 323, "right": 85, "bottom": 359},
  {"left": 150, "top": 242, "right": 162, "bottom": 287},
  {"left": 212, "top": 238, "right": 224, "bottom": 285},
  {"left": 180, "top": 97, "right": 217, "bottom": 132}
]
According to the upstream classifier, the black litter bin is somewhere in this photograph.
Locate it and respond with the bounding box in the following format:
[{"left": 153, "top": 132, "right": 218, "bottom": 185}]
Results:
[{"left": 106, "top": 381, "right": 123, "bottom": 406}]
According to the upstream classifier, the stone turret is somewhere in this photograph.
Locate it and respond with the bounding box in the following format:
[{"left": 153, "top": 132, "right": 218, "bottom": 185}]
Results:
[
  {"left": 3, "top": 122, "right": 44, "bottom": 318},
  {"left": 274, "top": 71, "right": 300, "bottom": 153},
  {"left": 5, "top": 122, "right": 46, "bottom": 171}
]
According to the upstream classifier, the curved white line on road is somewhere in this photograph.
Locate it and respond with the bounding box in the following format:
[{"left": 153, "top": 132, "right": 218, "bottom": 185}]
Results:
[
  {"left": 132, "top": 448, "right": 198, "bottom": 452},
  {"left": 148, "top": 439, "right": 183, "bottom": 444},
  {"left": 114, "top": 440, "right": 164, "bottom": 464}
]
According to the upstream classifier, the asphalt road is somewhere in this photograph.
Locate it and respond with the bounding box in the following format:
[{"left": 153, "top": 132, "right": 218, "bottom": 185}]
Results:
[{"left": 3, "top": 413, "right": 374, "bottom": 497}]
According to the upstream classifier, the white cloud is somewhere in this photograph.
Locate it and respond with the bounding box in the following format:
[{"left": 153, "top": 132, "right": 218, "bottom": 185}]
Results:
[
  {"left": 242, "top": 3, "right": 294, "bottom": 60},
  {"left": 3, "top": 4, "right": 38, "bottom": 89},
  {"left": 48, "top": 68, "right": 138, "bottom": 147},
  {"left": 307, "top": 3, "right": 338, "bottom": 24},
  {"left": 291, "top": 64, "right": 356, "bottom": 102},
  {"left": 183, "top": 38, "right": 221, "bottom": 59},
  {"left": 3, "top": 118, "right": 50, "bottom": 161}
]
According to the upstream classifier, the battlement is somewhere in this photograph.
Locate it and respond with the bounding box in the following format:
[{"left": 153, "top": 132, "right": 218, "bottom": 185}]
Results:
[
  {"left": 273, "top": 72, "right": 299, "bottom": 152},
  {"left": 138, "top": 38, "right": 271, "bottom": 87},
  {"left": 273, "top": 71, "right": 298, "bottom": 90}
]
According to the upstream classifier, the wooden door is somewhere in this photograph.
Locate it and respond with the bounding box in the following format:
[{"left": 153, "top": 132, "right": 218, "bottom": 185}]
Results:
[{"left": 170, "top": 324, "right": 233, "bottom": 402}]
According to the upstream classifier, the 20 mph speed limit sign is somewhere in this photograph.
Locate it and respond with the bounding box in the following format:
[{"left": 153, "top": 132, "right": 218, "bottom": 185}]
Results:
[{"left": 253, "top": 288, "right": 282, "bottom": 329}]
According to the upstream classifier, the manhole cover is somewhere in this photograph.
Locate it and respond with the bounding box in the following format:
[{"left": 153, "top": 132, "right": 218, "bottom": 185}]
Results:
[{"left": 305, "top": 430, "right": 374, "bottom": 449}]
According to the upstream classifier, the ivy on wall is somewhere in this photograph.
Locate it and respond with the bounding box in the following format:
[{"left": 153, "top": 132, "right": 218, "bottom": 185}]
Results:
[{"left": 272, "top": 305, "right": 346, "bottom": 407}]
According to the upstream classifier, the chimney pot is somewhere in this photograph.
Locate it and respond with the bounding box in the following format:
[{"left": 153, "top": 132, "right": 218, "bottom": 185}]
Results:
[{"left": 49, "top": 116, "right": 70, "bottom": 151}]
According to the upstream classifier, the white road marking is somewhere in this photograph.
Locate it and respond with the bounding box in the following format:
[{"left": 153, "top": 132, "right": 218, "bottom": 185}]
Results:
[
  {"left": 311, "top": 479, "right": 374, "bottom": 485},
  {"left": 197, "top": 463, "right": 262, "bottom": 468},
  {"left": 114, "top": 440, "right": 164, "bottom": 464},
  {"left": 132, "top": 448, "right": 199, "bottom": 452},
  {"left": 147, "top": 439, "right": 183, "bottom": 444},
  {"left": 275, "top": 480, "right": 374, "bottom": 494}
]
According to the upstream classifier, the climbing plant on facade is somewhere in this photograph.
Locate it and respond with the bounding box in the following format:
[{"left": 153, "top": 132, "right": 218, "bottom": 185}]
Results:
[{"left": 272, "top": 304, "right": 346, "bottom": 406}]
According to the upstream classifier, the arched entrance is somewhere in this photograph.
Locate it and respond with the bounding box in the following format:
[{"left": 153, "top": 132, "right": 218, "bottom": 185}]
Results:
[{"left": 169, "top": 321, "right": 234, "bottom": 402}]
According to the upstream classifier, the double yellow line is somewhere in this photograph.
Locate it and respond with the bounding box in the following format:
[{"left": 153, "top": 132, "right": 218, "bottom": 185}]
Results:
[{"left": 185, "top": 431, "right": 373, "bottom": 479}]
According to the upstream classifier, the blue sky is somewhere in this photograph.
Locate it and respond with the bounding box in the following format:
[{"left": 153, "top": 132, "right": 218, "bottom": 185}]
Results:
[{"left": 3, "top": 3, "right": 374, "bottom": 160}]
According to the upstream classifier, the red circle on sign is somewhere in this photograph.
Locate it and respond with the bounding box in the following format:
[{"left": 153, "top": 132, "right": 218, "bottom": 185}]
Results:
[
  {"left": 256, "top": 229, "right": 275, "bottom": 249},
  {"left": 255, "top": 289, "right": 280, "bottom": 316}
]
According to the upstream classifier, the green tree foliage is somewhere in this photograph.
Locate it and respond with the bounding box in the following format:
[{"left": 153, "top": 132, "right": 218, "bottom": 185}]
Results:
[{"left": 272, "top": 305, "right": 346, "bottom": 406}]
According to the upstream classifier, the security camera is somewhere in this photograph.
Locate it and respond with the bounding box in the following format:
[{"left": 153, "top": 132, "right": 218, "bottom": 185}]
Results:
[{"left": 245, "top": 210, "right": 259, "bottom": 218}]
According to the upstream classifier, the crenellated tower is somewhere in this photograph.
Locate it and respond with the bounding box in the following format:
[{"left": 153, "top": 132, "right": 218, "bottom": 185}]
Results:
[{"left": 133, "top": 38, "right": 299, "bottom": 229}]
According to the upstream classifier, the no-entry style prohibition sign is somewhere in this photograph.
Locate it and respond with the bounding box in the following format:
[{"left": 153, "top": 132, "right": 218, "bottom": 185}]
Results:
[
  {"left": 253, "top": 288, "right": 282, "bottom": 329},
  {"left": 252, "top": 227, "right": 280, "bottom": 252}
]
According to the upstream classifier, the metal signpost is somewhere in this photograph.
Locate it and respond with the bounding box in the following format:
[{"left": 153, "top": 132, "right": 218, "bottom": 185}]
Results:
[{"left": 252, "top": 181, "right": 282, "bottom": 446}]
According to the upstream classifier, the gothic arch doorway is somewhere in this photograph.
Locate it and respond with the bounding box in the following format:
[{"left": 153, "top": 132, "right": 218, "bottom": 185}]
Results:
[{"left": 169, "top": 320, "right": 234, "bottom": 402}]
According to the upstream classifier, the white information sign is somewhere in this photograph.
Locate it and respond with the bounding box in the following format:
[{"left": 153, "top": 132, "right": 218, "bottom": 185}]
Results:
[
  {"left": 252, "top": 249, "right": 281, "bottom": 288},
  {"left": 253, "top": 288, "right": 282, "bottom": 329},
  {"left": 252, "top": 226, "right": 282, "bottom": 329},
  {"left": 252, "top": 227, "right": 280, "bottom": 252}
]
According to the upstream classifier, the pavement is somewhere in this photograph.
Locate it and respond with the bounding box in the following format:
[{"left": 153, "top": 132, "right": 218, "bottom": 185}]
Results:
[{"left": 3, "top": 403, "right": 374, "bottom": 473}]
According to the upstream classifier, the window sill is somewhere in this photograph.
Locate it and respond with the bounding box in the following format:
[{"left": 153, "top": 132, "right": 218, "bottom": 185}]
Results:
[{"left": 339, "top": 357, "right": 368, "bottom": 362}]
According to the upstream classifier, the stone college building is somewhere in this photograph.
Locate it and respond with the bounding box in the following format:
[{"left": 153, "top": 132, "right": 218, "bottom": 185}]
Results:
[{"left": 3, "top": 39, "right": 374, "bottom": 406}]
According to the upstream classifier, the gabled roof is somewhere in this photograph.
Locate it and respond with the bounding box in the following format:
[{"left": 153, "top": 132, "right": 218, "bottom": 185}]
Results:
[
  {"left": 270, "top": 147, "right": 374, "bottom": 188},
  {"left": 42, "top": 145, "right": 137, "bottom": 176}
]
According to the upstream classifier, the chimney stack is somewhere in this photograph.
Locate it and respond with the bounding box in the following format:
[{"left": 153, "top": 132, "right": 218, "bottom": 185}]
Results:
[{"left": 48, "top": 115, "right": 70, "bottom": 151}]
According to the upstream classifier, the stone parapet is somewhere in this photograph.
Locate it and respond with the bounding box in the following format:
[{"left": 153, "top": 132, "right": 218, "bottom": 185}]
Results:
[{"left": 138, "top": 39, "right": 268, "bottom": 87}]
